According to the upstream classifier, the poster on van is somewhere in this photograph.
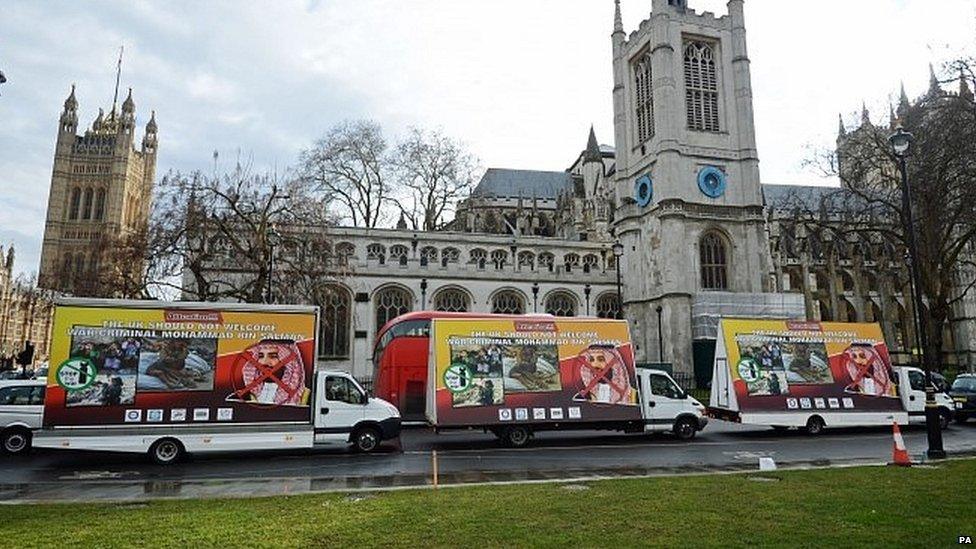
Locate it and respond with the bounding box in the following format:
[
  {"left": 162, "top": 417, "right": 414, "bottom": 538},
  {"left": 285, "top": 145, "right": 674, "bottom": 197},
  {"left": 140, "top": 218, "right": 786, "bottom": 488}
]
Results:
[
  {"left": 714, "top": 319, "right": 902, "bottom": 413},
  {"left": 430, "top": 318, "right": 642, "bottom": 426},
  {"left": 44, "top": 304, "right": 317, "bottom": 427}
]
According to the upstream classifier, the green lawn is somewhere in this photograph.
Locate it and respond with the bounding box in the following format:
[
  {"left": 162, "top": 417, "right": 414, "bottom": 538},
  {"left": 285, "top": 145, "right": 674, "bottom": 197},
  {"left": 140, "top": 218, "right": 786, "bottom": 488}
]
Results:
[{"left": 3, "top": 460, "right": 974, "bottom": 548}]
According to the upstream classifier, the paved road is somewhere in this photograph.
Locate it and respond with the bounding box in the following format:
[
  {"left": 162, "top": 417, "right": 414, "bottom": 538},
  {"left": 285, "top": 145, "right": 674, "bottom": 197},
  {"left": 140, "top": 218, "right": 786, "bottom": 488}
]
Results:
[{"left": 2, "top": 421, "right": 975, "bottom": 503}]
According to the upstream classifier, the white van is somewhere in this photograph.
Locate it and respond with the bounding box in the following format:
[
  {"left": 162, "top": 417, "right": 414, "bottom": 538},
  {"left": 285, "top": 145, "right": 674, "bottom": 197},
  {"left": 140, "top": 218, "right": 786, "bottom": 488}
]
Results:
[{"left": 0, "top": 379, "right": 46, "bottom": 455}]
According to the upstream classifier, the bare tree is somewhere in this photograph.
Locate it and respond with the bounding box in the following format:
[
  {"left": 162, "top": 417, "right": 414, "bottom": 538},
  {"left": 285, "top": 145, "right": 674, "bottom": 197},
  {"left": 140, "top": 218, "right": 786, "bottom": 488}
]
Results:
[
  {"left": 798, "top": 61, "right": 976, "bottom": 368},
  {"left": 154, "top": 164, "right": 339, "bottom": 304},
  {"left": 298, "top": 120, "right": 390, "bottom": 229},
  {"left": 390, "top": 127, "right": 479, "bottom": 231}
]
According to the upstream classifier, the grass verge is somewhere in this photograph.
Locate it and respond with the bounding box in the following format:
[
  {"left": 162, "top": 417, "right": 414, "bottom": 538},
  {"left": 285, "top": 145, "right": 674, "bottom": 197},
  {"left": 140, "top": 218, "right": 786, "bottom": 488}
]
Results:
[{"left": 2, "top": 460, "right": 974, "bottom": 548}]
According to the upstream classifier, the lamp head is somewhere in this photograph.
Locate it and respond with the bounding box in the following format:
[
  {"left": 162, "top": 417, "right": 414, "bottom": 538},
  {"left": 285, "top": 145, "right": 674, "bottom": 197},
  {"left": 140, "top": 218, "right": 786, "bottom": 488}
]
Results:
[{"left": 889, "top": 126, "right": 914, "bottom": 157}]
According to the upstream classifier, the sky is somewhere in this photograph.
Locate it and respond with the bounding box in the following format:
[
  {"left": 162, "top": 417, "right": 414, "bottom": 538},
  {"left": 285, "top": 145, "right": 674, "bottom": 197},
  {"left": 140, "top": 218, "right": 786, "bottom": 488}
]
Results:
[{"left": 0, "top": 0, "right": 974, "bottom": 277}]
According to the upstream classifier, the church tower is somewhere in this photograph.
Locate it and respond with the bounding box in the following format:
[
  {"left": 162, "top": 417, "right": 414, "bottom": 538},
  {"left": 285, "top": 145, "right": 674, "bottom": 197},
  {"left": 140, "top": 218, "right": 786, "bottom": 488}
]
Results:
[
  {"left": 38, "top": 83, "right": 158, "bottom": 295},
  {"left": 610, "top": 0, "right": 800, "bottom": 381}
]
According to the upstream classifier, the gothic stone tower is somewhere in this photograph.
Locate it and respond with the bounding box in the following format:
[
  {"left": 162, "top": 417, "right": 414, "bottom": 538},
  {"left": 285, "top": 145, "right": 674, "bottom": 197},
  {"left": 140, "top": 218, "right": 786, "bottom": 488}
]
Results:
[
  {"left": 610, "top": 0, "right": 800, "bottom": 381},
  {"left": 38, "top": 85, "right": 158, "bottom": 295}
]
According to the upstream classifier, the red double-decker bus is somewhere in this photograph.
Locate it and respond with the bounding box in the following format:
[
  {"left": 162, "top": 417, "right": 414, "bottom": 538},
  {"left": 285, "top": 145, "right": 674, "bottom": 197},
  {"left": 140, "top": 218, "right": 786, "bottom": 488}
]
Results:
[{"left": 372, "top": 311, "right": 557, "bottom": 421}]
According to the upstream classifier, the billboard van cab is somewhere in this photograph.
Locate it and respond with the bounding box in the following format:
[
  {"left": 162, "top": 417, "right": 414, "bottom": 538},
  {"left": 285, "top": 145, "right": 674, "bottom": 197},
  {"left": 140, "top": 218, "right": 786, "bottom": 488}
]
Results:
[
  {"left": 707, "top": 319, "right": 956, "bottom": 433},
  {"left": 426, "top": 316, "right": 707, "bottom": 447},
  {"left": 34, "top": 298, "right": 400, "bottom": 464}
]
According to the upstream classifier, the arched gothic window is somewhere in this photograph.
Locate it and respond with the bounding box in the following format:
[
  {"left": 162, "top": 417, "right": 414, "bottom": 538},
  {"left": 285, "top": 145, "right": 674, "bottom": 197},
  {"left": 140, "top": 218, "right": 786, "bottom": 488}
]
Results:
[
  {"left": 94, "top": 189, "right": 106, "bottom": 221},
  {"left": 596, "top": 293, "right": 622, "bottom": 319},
  {"left": 420, "top": 246, "right": 438, "bottom": 265},
  {"left": 490, "top": 249, "right": 508, "bottom": 269},
  {"left": 335, "top": 242, "right": 355, "bottom": 266},
  {"left": 700, "top": 232, "right": 728, "bottom": 290},
  {"left": 366, "top": 243, "right": 386, "bottom": 261},
  {"left": 375, "top": 286, "right": 413, "bottom": 330},
  {"left": 564, "top": 253, "right": 580, "bottom": 273},
  {"left": 434, "top": 288, "right": 470, "bottom": 312},
  {"left": 518, "top": 251, "right": 535, "bottom": 269},
  {"left": 684, "top": 41, "right": 720, "bottom": 132},
  {"left": 69, "top": 187, "right": 81, "bottom": 220},
  {"left": 62, "top": 252, "right": 73, "bottom": 274},
  {"left": 634, "top": 55, "right": 654, "bottom": 142},
  {"left": 470, "top": 248, "right": 487, "bottom": 269},
  {"left": 545, "top": 291, "right": 578, "bottom": 317},
  {"left": 82, "top": 188, "right": 94, "bottom": 220},
  {"left": 389, "top": 245, "right": 409, "bottom": 264},
  {"left": 319, "top": 286, "right": 351, "bottom": 359},
  {"left": 442, "top": 247, "right": 461, "bottom": 263},
  {"left": 583, "top": 254, "right": 599, "bottom": 273},
  {"left": 73, "top": 253, "right": 85, "bottom": 274},
  {"left": 491, "top": 290, "right": 525, "bottom": 314},
  {"left": 538, "top": 253, "right": 555, "bottom": 272}
]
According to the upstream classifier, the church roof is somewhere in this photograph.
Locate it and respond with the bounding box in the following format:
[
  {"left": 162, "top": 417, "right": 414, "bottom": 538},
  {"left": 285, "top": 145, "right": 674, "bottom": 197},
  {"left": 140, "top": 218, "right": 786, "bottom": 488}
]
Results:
[
  {"left": 762, "top": 184, "right": 844, "bottom": 210},
  {"left": 471, "top": 168, "right": 575, "bottom": 200}
]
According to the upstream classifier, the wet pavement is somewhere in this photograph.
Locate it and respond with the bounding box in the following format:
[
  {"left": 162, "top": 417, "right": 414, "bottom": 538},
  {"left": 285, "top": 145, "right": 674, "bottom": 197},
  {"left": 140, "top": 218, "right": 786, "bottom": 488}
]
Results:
[{"left": 2, "top": 421, "right": 975, "bottom": 503}]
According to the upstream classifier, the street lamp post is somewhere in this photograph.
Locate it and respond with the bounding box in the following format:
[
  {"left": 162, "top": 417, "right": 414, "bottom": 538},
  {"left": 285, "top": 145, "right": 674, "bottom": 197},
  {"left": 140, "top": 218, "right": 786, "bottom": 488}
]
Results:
[
  {"left": 655, "top": 305, "right": 664, "bottom": 363},
  {"left": 584, "top": 284, "right": 591, "bottom": 316},
  {"left": 532, "top": 282, "right": 539, "bottom": 313},
  {"left": 889, "top": 126, "right": 945, "bottom": 459},
  {"left": 612, "top": 241, "right": 624, "bottom": 312},
  {"left": 420, "top": 278, "right": 428, "bottom": 310},
  {"left": 265, "top": 224, "right": 281, "bottom": 304}
]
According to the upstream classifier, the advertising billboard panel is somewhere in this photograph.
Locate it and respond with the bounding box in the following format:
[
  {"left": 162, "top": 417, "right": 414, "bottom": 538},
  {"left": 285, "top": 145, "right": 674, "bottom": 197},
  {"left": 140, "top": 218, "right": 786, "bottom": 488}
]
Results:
[
  {"left": 429, "top": 318, "right": 642, "bottom": 426},
  {"left": 716, "top": 319, "right": 902, "bottom": 414},
  {"left": 44, "top": 303, "right": 317, "bottom": 427}
]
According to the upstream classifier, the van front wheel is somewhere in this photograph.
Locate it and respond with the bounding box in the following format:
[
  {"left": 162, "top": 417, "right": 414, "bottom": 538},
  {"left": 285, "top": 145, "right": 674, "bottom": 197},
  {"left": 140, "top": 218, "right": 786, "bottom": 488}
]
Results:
[
  {"left": 352, "top": 427, "right": 381, "bottom": 453},
  {"left": 673, "top": 417, "right": 698, "bottom": 441}
]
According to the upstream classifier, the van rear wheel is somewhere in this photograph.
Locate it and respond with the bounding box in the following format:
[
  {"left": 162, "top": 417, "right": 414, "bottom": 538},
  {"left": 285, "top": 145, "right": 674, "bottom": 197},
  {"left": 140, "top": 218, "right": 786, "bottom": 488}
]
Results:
[
  {"left": 804, "top": 416, "right": 825, "bottom": 436},
  {"left": 502, "top": 426, "right": 532, "bottom": 448},
  {"left": 148, "top": 438, "right": 184, "bottom": 465}
]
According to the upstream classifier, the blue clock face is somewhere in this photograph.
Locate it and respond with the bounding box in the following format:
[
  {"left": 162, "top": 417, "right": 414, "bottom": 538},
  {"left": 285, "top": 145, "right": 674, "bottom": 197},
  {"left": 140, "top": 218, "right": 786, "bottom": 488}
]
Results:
[
  {"left": 634, "top": 175, "right": 653, "bottom": 207},
  {"left": 698, "top": 166, "right": 727, "bottom": 198}
]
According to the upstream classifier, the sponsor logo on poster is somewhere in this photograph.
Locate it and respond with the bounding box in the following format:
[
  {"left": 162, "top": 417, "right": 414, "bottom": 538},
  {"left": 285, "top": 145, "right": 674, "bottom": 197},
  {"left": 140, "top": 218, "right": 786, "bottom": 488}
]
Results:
[
  {"left": 147, "top": 409, "right": 164, "bottom": 422},
  {"left": 828, "top": 398, "right": 840, "bottom": 409},
  {"left": 568, "top": 407, "right": 582, "bottom": 419},
  {"left": 515, "top": 408, "right": 528, "bottom": 421},
  {"left": 533, "top": 408, "right": 546, "bottom": 420},
  {"left": 800, "top": 398, "right": 812, "bottom": 409},
  {"left": 217, "top": 408, "right": 233, "bottom": 421},
  {"left": 786, "top": 398, "right": 799, "bottom": 409},
  {"left": 163, "top": 310, "right": 223, "bottom": 324},
  {"left": 170, "top": 408, "right": 187, "bottom": 421},
  {"left": 498, "top": 408, "right": 513, "bottom": 421},
  {"left": 814, "top": 398, "right": 826, "bottom": 409},
  {"left": 124, "top": 409, "right": 142, "bottom": 423},
  {"left": 550, "top": 407, "right": 564, "bottom": 420},
  {"left": 842, "top": 398, "right": 855, "bottom": 409},
  {"left": 193, "top": 408, "right": 210, "bottom": 421}
]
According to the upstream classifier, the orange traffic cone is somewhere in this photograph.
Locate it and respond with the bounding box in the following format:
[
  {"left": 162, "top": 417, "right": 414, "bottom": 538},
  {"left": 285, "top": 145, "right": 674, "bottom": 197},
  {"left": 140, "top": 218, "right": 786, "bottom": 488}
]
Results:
[{"left": 891, "top": 421, "right": 911, "bottom": 467}]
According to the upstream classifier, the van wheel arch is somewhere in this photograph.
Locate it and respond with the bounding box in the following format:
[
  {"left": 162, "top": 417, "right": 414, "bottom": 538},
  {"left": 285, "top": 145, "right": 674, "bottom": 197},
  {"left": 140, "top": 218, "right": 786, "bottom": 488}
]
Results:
[{"left": 804, "top": 415, "right": 826, "bottom": 436}]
